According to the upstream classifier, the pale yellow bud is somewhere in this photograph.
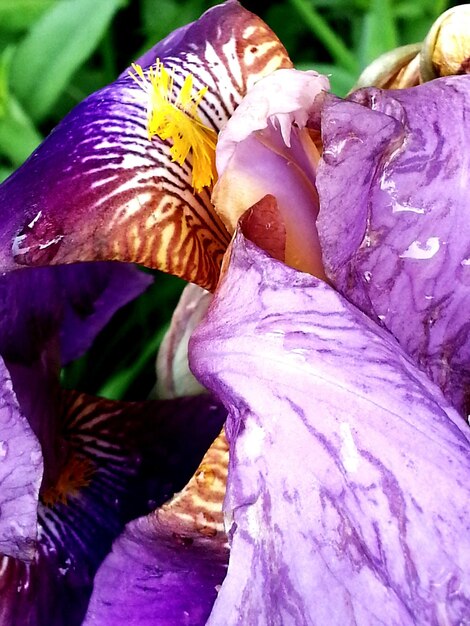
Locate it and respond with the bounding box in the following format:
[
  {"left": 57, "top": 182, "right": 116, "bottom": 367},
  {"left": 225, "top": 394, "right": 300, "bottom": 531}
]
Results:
[
  {"left": 353, "top": 4, "right": 470, "bottom": 92},
  {"left": 420, "top": 5, "right": 470, "bottom": 81}
]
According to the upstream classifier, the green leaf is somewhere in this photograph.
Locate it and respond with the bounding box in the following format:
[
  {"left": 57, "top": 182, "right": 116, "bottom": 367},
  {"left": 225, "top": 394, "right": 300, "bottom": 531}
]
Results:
[
  {"left": 0, "top": 95, "right": 43, "bottom": 165},
  {"left": 96, "top": 323, "right": 168, "bottom": 400},
  {"left": 265, "top": 3, "right": 312, "bottom": 61},
  {"left": 137, "top": 0, "right": 207, "bottom": 61},
  {"left": 359, "top": 0, "right": 398, "bottom": 69},
  {"left": 10, "top": 0, "right": 127, "bottom": 122},
  {"left": 0, "top": 0, "right": 57, "bottom": 33},
  {"left": 288, "top": 0, "right": 359, "bottom": 74},
  {"left": 0, "top": 46, "right": 42, "bottom": 166},
  {"left": 141, "top": 0, "right": 201, "bottom": 37},
  {"left": 0, "top": 166, "right": 13, "bottom": 182}
]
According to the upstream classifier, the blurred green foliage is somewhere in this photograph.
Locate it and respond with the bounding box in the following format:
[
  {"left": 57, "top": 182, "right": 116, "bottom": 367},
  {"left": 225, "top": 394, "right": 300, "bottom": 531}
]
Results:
[{"left": 0, "top": 0, "right": 457, "bottom": 399}]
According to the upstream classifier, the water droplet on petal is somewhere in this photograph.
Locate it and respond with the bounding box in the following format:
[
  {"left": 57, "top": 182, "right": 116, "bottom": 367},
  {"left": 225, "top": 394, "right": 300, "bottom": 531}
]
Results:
[
  {"left": 400, "top": 237, "right": 441, "bottom": 260},
  {"left": 13, "top": 211, "right": 63, "bottom": 265}
]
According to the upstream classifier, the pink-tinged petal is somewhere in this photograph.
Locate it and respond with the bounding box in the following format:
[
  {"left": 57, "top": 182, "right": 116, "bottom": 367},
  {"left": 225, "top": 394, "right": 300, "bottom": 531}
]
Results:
[
  {"left": 317, "top": 76, "right": 470, "bottom": 415},
  {"left": 84, "top": 431, "right": 229, "bottom": 626},
  {"left": 190, "top": 230, "right": 470, "bottom": 625},
  {"left": 156, "top": 282, "right": 211, "bottom": 399},
  {"left": 1, "top": 390, "right": 226, "bottom": 626},
  {"left": 213, "top": 68, "right": 328, "bottom": 277},
  {"left": 239, "top": 194, "right": 286, "bottom": 263},
  {"left": 0, "top": 1, "right": 292, "bottom": 292},
  {"left": 0, "top": 357, "right": 42, "bottom": 561}
]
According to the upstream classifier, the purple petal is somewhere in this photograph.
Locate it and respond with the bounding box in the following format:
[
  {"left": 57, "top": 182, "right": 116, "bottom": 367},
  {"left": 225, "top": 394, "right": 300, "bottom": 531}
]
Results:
[
  {"left": 316, "top": 76, "right": 470, "bottom": 414},
  {"left": 0, "top": 357, "right": 42, "bottom": 560},
  {"left": 0, "top": 1, "right": 292, "bottom": 291},
  {"left": 84, "top": 431, "right": 229, "bottom": 626},
  {"left": 0, "top": 551, "right": 91, "bottom": 626},
  {"left": 1, "top": 390, "right": 226, "bottom": 626},
  {"left": 0, "top": 263, "right": 151, "bottom": 365},
  {"left": 0, "top": 262, "right": 151, "bottom": 489},
  {"left": 190, "top": 230, "right": 470, "bottom": 624},
  {"left": 59, "top": 262, "right": 152, "bottom": 365}
]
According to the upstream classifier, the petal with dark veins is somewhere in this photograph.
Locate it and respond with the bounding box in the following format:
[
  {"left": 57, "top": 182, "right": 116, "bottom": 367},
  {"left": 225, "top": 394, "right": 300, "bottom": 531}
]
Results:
[
  {"left": 0, "top": 262, "right": 152, "bottom": 490},
  {"left": 0, "top": 1, "right": 292, "bottom": 292},
  {"left": 0, "top": 390, "right": 226, "bottom": 626},
  {"left": 190, "top": 230, "right": 470, "bottom": 625},
  {"left": 317, "top": 76, "right": 470, "bottom": 415},
  {"left": 84, "top": 431, "right": 229, "bottom": 626}
]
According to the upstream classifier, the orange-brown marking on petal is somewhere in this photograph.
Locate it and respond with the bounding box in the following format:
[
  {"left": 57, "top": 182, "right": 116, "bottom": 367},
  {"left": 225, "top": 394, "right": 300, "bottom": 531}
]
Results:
[
  {"left": 12, "top": 5, "right": 293, "bottom": 294},
  {"left": 155, "top": 428, "right": 229, "bottom": 540},
  {"left": 41, "top": 453, "right": 95, "bottom": 507}
]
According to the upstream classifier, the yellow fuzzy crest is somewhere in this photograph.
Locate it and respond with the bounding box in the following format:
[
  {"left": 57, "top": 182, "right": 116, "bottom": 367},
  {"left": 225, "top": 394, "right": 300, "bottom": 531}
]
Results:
[{"left": 131, "top": 59, "right": 217, "bottom": 193}]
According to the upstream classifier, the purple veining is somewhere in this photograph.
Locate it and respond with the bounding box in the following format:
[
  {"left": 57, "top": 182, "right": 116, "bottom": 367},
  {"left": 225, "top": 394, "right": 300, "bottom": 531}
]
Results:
[
  {"left": 317, "top": 76, "right": 470, "bottom": 416},
  {"left": 190, "top": 230, "right": 470, "bottom": 625}
]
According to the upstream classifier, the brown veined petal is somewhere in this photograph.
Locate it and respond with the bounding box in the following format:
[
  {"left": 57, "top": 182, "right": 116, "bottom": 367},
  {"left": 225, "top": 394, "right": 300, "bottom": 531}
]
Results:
[
  {"left": 353, "top": 43, "right": 421, "bottom": 90},
  {"left": 0, "top": 388, "right": 226, "bottom": 626},
  {"left": 84, "top": 430, "right": 229, "bottom": 625},
  {"left": 0, "top": 1, "right": 292, "bottom": 292}
]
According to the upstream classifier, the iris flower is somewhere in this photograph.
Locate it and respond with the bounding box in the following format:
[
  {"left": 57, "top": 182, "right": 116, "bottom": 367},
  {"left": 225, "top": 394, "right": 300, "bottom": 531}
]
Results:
[
  {"left": 0, "top": 262, "right": 226, "bottom": 625},
  {"left": 1, "top": 1, "right": 470, "bottom": 624}
]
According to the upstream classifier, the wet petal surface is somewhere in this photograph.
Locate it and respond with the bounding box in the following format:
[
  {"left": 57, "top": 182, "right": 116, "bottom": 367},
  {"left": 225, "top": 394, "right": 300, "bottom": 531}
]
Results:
[
  {"left": 190, "top": 231, "right": 470, "bottom": 625},
  {"left": 0, "top": 357, "right": 42, "bottom": 561},
  {"left": 317, "top": 76, "right": 470, "bottom": 414}
]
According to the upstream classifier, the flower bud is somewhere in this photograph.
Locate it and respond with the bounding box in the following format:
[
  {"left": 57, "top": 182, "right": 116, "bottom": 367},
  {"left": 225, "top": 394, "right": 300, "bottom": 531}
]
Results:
[
  {"left": 420, "top": 4, "right": 470, "bottom": 81},
  {"left": 353, "top": 4, "right": 470, "bottom": 91}
]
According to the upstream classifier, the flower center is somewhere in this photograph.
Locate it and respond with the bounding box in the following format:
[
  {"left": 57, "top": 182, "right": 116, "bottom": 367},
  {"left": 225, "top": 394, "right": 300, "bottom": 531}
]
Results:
[
  {"left": 130, "top": 59, "right": 218, "bottom": 193},
  {"left": 41, "top": 453, "right": 95, "bottom": 507}
]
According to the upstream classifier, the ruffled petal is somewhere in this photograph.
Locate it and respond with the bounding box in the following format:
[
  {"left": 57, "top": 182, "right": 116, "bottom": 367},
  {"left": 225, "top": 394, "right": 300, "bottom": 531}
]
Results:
[
  {"left": 84, "top": 431, "right": 229, "bottom": 626},
  {"left": 190, "top": 229, "right": 470, "bottom": 625},
  {"left": 0, "top": 357, "right": 42, "bottom": 560},
  {"left": 1, "top": 390, "right": 226, "bottom": 626},
  {"left": 316, "top": 76, "right": 470, "bottom": 414},
  {"left": 0, "top": 1, "right": 292, "bottom": 291}
]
